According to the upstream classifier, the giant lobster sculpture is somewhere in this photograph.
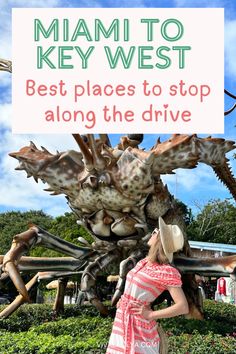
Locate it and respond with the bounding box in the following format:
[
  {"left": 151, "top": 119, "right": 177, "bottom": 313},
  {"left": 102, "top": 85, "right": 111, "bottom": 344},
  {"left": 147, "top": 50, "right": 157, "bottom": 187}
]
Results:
[{"left": 0, "top": 59, "right": 236, "bottom": 319}]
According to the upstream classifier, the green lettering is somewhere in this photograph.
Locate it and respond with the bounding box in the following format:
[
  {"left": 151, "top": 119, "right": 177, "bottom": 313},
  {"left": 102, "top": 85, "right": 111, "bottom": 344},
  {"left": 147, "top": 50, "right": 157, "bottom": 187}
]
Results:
[
  {"left": 138, "top": 46, "right": 153, "bottom": 69},
  {"left": 124, "top": 19, "right": 129, "bottom": 41},
  {"left": 95, "top": 19, "right": 119, "bottom": 41},
  {"left": 173, "top": 46, "right": 191, "bottom": 68},
  {"left": 140, "top": 19, "right": 160, "bottom": 41},
  {"left": 71, "top": 20, "right": 92, "bottom": 41},
  {"left": 104, "top": 46, "right": 135, "bottom": 69},
  {"left": 63, "top": 19, "right": 69, "bottom": 41},
  {"left": 74, "top": 46, "right": 95, "bottom": 68},
  {"left": 59, "top": 46, "right": 73, "bottom": 69},
  {"left": 161, "top": 19, "right": 184, "bottom": 42},
  {"left": 34, "top": 19, "right": 58, "bottom": 41},
  {"left": 37, "top": 46, "right": 56, "bottom": 69},
  {"left": 156, "top": 46, "right": 171, "bottom": 69}
]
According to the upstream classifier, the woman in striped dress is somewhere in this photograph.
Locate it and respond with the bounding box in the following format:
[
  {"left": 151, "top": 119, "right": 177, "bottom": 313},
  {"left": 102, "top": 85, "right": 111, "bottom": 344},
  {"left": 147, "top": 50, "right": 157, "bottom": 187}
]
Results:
[{"left": 106, "top": 217, "right": 189, "bottom": 354}]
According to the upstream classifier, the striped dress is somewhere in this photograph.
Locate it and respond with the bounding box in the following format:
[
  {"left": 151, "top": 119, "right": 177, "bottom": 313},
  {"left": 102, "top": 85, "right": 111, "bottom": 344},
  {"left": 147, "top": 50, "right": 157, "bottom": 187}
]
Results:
[{"left": 105, "top": 257, "right": 182, "bottom": 354}]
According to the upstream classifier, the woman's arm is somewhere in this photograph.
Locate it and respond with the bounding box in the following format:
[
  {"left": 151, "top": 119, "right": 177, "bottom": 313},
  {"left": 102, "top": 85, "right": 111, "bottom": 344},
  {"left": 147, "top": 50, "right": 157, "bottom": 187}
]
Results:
[{"left": 131, "top": 287, "right": 189, "bottom": 320}]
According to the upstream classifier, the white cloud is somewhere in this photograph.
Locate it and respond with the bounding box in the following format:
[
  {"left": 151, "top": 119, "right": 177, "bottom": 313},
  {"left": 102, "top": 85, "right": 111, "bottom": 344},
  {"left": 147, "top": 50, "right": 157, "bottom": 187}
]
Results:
[
  {"left": 0, "top": 73, "right": 12, "bottom": 91},
  {"left": 0, "top": 124, "right": 81, "bottom": 216},
  {"left": 63, "top": 0, "right": 103, "bottom": 6},
  {"left": 225, "top": 20, "right": 236, "bottom": 78},
  {"left": 0, "top": 150, "right": 69, "bottom": 213},
  {"left": 174, "top": 0, "right": 225, "bottom": 7},
  {"left": 2, "top": 0, "right": 61, "bottom": 7},
  {"left": 173, "top": 1, "right": 236, "bottom": 79},
  {"left": 168, "top": 164, "right": 228, "bottom": 191},
  {"left": 0, "top": 103, "right": 12, "bottom": 128},
  {"left": 0, "top": 0, "right": 62, "bottom": 58},
  {"left": 162, "top": 159, "right": 236, "bottom": 216}
]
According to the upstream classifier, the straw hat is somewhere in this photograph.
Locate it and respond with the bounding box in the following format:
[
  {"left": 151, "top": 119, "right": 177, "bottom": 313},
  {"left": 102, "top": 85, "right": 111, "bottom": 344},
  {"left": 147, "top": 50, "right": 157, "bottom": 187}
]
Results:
[{"left": 158, "top": 217, "right": 184, "bottom": 262}]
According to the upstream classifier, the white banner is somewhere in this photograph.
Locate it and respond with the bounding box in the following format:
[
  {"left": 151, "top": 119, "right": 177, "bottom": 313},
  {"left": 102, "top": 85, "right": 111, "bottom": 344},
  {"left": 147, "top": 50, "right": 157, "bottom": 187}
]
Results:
[{"left": 12, "top": 8, "right": 224, "bottom": 134}]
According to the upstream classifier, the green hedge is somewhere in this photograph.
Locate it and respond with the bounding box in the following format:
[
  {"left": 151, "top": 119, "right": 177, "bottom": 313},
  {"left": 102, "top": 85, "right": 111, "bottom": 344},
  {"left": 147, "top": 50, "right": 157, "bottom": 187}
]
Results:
[
  {"left": 158, "top": 299, "right": 236, "bottom": 337},
  {"left": 168, "top": 332, "right": 236, "bottom": 354},
  {"left": 0, "top": 330, "right": 235, "bottom": 354},
  {"left": 204, "top": 299, "right": 236, "bottom": 324},
  {"left": 0, "top": 303, "right": 101, "bottom": 332},
  {"left": 0, "top": 331, "right": 108, "bottom": 354},
  {"left": 30, "top": 316, "right": 111, "bottom": 338},
  {"left": 0, "top": 300, "right": 235, "bottom": 353}
]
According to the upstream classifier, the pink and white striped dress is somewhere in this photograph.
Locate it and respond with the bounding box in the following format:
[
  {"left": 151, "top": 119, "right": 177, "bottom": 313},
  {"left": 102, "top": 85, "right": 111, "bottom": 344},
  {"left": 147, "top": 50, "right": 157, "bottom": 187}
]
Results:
[{"left": 106, "top": 257, "right": 182, "bottom": 354}]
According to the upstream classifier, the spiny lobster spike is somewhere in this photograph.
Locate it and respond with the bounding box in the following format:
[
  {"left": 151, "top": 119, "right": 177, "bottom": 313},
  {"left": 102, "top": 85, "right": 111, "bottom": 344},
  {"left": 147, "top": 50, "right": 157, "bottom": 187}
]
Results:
[
  {"left": 50, "top": 191, "right": 62, "bottom": 195},
  {"left": 72, "top": 134, "right": 94, "bottom": 172},
  {"left": 30, "top": 141, "right": 37, "bottom": 149},
  {"left": 87, "top": 134, "right": 107, "bottom": 171},
  {"left": 151, "top": 137, "right": 161, "bottom": 150},
  {"left": 43, "top": 187, "right": 54, "bottom": 192},
  {"left": 41, "top": 146, "right": 51, "bottom": 154},
  {"left": 33, "top": 176, "right": 38, "bottom": 183},
  {"left": 15, "top": 164, "right": 25, "bottom": 171},
  {"left": 26, "top": 173, "right": 31, "bottom": 178},
  {"left": 144, "top": 152, "right": 155, "bottom": 165},
  {"left": 78, "top": 236, "right": 90, "bottom": 246}
]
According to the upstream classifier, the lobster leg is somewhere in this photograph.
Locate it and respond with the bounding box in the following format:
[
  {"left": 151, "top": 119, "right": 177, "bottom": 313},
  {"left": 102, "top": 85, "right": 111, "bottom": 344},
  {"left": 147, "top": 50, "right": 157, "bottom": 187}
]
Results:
[
  {"left": 0, "top": 273, "right": 39, "bottom": 318},
  {"left": 174, "top": 254, "right": 236, "bottom": 319},
  {"left": 2, "top": 225, "right": 94, "bottom": 303},
  {"left": 174, "top": 255, "right": 236, "bottom": 277},
  {"left": 37, "top": 271, "right": 84, "bottom": 314},
  {"left": 111, "top": 250, "right": 144, "bottom": 306},
  {"left": 0, "top": 270, "right": 76, "bottom": 318},
  {"left": 80, "top": 250, "right": 120, "bottom": 315}
]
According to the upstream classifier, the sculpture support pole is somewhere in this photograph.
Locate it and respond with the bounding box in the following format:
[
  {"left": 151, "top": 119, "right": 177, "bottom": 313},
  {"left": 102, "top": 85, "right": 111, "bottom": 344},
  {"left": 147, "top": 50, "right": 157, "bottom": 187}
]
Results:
[{"left": 53, "top": 277, "right": 68, "bottom": 314}]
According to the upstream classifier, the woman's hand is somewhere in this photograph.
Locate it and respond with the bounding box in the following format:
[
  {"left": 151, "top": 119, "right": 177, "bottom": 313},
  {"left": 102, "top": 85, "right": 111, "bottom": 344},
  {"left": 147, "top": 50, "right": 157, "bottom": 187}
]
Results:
[
  {"left": 116, "top": 299, "right": 121, "bottom": 308},
  {"left": 130, "top": 302, "right": 154, "bottom": 320}
]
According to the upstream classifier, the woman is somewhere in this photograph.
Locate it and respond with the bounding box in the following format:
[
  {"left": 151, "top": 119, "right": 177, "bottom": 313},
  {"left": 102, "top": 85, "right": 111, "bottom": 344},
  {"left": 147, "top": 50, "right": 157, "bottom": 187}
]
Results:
[{"left": 106, "top": 216, "right": 189, "bottom": 354}]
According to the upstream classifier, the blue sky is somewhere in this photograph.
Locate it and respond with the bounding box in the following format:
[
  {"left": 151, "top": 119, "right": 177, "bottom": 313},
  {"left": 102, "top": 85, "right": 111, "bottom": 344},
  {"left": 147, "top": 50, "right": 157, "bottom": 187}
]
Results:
[{"left": 0, "top": 0, "right": 236, "bottom": 217}]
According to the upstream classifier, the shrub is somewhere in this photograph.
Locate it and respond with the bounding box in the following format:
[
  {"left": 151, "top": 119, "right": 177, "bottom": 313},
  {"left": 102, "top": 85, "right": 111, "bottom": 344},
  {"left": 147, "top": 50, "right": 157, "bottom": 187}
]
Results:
[
  {"left": 204, "top": 299, "right": 236, "bottom": 324},
  {"left": 158, "top": 299, "right": 236, "bottom": 337},
  {"left": 0, "top": 330, "right": 235, "bottom": 354},
  {"left": 168, "top": 331, "right": 236, "bottom": 354},
  {"left": 30, "top": 316, "right": 112, "bottom": 338},
  {"left": 0, "top": 300, "right": 235, "bottom": 353},
  {"left": 0, "top": 303, "right": 103, "bottom": 332},
  {"left": 160, "top": 315, "right": 235, "bottom": 337},
  {"left": 0, "top": 304, "right": 55, "bottom": 332}
]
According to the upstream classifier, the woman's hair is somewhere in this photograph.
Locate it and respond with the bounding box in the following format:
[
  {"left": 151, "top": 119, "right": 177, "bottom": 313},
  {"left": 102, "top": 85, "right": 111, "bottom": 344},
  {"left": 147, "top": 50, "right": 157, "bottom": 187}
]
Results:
[{"left": 147, "top": 233, "right": 169, "bottom": 264}]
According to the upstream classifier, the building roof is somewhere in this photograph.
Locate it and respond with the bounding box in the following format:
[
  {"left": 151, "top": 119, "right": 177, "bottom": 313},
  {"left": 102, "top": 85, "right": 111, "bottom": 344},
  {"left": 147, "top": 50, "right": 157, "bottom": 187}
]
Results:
[{"left": 189, "top": 240, "right": 236, "bottom": 254}]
